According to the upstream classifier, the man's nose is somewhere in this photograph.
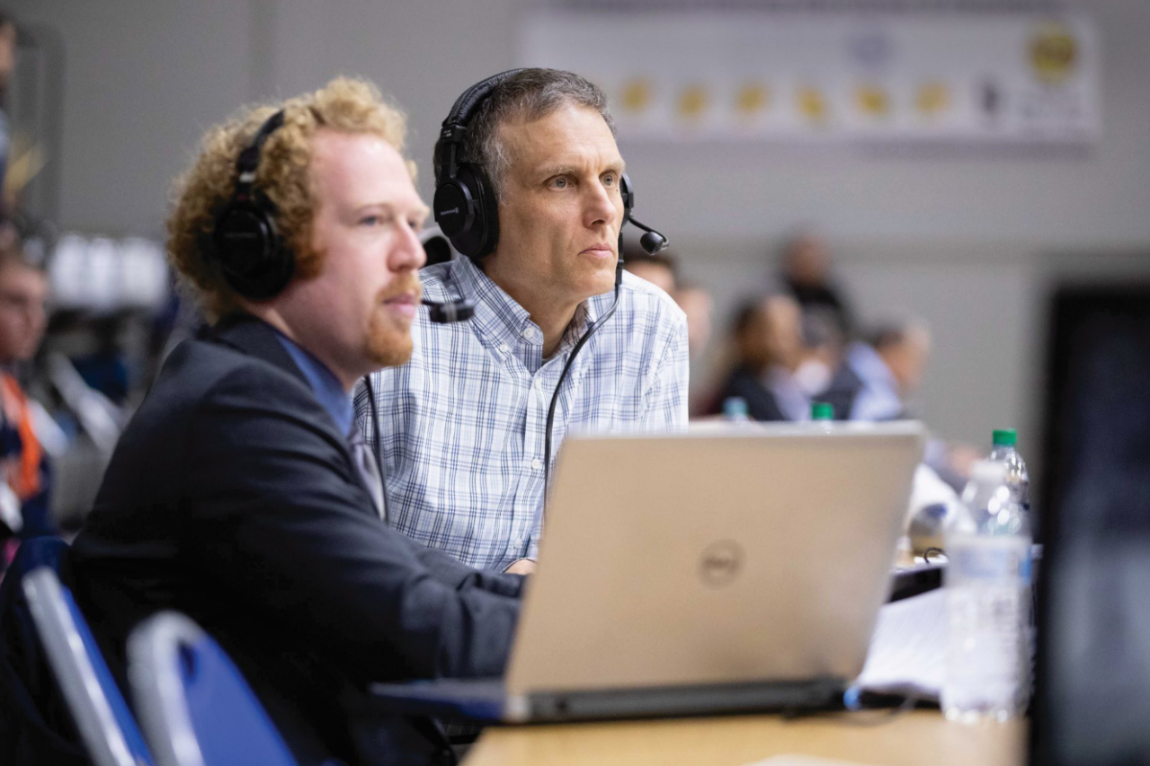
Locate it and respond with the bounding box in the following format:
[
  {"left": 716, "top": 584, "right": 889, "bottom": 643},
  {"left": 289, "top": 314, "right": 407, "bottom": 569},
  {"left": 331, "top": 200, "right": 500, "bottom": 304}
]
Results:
[
  {"left": 583, "top": 179, "right": 618, "bottom": 228},
  {"left": 392, "top": 221, "right": 426, "bottom": 272}
]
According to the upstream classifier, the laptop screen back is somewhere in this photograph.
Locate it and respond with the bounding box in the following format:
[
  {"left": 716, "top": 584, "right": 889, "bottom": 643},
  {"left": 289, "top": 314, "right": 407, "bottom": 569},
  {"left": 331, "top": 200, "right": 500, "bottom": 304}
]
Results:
[{"left": 507, "top": 424, "right": 923, "bottom": 696}]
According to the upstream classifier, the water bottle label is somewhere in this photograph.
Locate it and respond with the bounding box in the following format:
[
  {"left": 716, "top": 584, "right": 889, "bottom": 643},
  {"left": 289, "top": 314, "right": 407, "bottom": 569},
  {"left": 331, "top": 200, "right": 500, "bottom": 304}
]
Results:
[
  {"left": 949, "top": 538, "right": 1030, "bottom": 583},
  {"left": 1019, "top": 548, "right": 1032, "bottom": 586}
]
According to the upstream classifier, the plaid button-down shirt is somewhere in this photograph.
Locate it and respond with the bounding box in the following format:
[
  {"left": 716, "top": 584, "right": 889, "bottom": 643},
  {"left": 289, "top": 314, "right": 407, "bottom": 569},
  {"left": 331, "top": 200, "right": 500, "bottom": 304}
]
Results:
[{"left": 355, "top": 256, "right": 689, "bottom": 571}]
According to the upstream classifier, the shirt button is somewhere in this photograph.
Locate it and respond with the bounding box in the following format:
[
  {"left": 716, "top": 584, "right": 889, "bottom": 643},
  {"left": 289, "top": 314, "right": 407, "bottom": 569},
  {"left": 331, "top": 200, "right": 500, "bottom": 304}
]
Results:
[
  {"left": 522, "top": 326, "right": 536, "bottom": 340},
  {"left": 531, "top": 458, "right": 543, "bottom": 471},
  {"left": 498, "top": 342, "right": 510, "bottom": 354}
]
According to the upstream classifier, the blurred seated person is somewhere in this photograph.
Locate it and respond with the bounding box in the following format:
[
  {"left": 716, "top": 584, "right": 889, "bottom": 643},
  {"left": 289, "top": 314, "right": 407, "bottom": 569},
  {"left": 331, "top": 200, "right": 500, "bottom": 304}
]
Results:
[
  {"left": 708, "top": 293, "right": 808, "bottom": 422},
  {"left": 69, "top": 78, "right": 522, "bottom": 765},
  {"left": 822, "top": 321, "right": 976, "bottom": 492},
  {"left": 777, "top": 231, "right": 855, "bottom": 341},
  {"left": 0, "top": 243, "right": 52, "bottom": 555},
  {"left": 622, "top": 245, "right": 677, "bottom": 295},
  {"left": 821, "top": 320, "right": 931, "bottom": 422},
  {"left": 792, "top": 306, "right": 844, "bottom": 401}
]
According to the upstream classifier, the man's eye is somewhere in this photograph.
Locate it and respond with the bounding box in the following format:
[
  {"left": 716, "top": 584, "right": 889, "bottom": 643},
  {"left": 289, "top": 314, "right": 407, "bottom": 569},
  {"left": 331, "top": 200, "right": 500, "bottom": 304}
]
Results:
[
  {"left": 360, "top": 215, "right": 381, "bottom": 226},
  {"left": 603, "top": 174, "right": 616, "bottom": 186},
  {"left": 551, "top": 177, "right": 569, "bottom": 189}
]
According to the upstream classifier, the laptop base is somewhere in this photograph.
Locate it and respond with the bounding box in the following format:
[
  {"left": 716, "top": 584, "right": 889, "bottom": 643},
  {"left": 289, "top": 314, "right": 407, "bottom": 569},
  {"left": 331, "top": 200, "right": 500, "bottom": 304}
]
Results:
[{"left": 370, "top": 677, "right": 847, "bottom": 724}]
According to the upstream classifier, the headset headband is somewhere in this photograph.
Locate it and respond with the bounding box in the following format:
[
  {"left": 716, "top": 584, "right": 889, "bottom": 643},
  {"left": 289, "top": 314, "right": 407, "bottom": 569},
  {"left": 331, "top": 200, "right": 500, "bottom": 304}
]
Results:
[
  {"left": 235, "top": 109, "right": 286, "bottom": 190},
  {"left": 435, "top": 69, "right": 525, "bottom": 184}
]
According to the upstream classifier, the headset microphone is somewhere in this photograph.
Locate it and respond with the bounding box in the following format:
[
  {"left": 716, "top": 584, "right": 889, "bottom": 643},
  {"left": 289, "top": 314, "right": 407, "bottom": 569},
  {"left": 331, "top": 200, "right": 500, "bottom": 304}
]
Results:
[
  {"left": 629, "top": 217, "right": 669, "bottom": 255},
  {"left": 422, "top": 298, "right": 474, "bottom": 324}
]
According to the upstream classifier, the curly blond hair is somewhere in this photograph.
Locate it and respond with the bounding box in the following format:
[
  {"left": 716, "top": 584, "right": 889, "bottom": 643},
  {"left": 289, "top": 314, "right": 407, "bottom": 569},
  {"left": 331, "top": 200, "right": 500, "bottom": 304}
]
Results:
[{"left": 167, "top": 76, "right": 412, "bottom": 319}]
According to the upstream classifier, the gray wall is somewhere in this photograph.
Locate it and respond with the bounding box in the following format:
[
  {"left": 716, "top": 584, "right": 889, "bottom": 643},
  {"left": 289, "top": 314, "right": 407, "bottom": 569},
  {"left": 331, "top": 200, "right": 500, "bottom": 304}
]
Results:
[{"left": 9, "top": 0, "right": 1150, "bottom": 458}]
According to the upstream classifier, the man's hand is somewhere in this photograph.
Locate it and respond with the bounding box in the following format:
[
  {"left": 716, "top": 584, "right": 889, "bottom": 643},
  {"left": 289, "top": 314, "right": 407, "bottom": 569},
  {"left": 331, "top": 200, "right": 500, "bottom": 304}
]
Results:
[{"left": 504, "top": 558, "right": 536, "bottom": 575}]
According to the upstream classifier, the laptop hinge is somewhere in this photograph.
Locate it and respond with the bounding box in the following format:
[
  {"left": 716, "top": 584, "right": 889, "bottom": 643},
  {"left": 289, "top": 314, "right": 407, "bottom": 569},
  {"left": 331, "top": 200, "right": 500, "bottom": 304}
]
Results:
[{"left": 522, "top": 678, "right": 846, "bottom": 722}]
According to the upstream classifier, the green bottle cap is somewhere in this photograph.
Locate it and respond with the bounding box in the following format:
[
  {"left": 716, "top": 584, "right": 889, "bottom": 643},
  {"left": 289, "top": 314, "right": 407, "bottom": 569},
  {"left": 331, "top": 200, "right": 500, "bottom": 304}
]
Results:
[
  {"left": 811, "top": 402, "right": 834, "bottom": 421},
  {"left": 992, "top": 429, "right": 1017, "bottom": 447}
]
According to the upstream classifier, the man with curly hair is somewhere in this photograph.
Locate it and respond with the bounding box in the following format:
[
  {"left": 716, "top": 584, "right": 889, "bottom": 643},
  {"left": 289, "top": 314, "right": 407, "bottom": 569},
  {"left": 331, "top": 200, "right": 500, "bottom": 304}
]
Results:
[{"left": 70, "top": 78, "right": 521, "bottom": 765}]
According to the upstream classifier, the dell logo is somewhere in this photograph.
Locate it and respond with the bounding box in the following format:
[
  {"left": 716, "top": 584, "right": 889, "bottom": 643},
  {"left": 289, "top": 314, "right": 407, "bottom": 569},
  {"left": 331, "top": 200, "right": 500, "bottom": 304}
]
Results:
[
  {"left": 440, "top": 207, "right": 460, "bottom": 216},
  {"left": 699, "top": 540, "right": 743, "bottom": 587}
]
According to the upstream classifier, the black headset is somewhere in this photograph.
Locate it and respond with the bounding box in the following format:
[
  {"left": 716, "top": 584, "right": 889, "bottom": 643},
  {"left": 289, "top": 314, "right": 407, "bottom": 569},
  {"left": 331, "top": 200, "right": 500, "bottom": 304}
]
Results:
[
  {"left": 432, "top": 70, "right": 517, "bottom": 260},
  {"left": 432, "top": 70, "right": 657, "bottom": 262},
  {"left": 212, "top": 109, "right": 295, "bottom": 301}
]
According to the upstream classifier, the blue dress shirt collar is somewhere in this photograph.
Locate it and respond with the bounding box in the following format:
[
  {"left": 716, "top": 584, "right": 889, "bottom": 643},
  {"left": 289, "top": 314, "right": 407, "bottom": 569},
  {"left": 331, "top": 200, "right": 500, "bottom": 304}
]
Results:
[{"left": 273, "top": 331, "right": 354, "bottom": 436}]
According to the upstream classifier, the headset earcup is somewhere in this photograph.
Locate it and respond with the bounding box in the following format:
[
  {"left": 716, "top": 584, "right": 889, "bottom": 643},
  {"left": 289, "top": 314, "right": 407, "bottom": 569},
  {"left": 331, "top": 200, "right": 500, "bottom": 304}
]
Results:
[
  {"left": 435, "top": 164, "right": 499, "bottom": 260},
  {"left": 213, "top": 200, "right": 295, "bottom": 300}
]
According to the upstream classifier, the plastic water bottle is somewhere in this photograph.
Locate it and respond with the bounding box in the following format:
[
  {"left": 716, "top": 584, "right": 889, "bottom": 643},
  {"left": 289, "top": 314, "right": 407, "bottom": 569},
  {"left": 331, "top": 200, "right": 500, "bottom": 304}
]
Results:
[
  {"left": 942, "top": 460, "right": 1032, "bottom": 723},
  {"left": 988, "top": 429, "right": 1030, "bottom": 517},
  {"left": 722, "top": 396, "right": 750, "bottom": 423}
]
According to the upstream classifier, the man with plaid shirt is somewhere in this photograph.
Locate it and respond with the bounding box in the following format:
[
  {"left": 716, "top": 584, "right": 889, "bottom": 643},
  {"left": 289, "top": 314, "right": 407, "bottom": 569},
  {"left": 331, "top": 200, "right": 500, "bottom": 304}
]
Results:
[{"left": 357, "top": 69, "right": 688, "bottom": 573}]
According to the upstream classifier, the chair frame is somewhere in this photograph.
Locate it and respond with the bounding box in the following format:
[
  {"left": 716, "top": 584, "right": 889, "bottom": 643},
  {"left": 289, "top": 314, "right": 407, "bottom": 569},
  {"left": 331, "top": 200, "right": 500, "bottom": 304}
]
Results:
[
  {"left": 126, "top": 611, "right": 210, "bottom": 766},
  {"left": 22, "top": 566, "right": 150, "bottom": 766}
]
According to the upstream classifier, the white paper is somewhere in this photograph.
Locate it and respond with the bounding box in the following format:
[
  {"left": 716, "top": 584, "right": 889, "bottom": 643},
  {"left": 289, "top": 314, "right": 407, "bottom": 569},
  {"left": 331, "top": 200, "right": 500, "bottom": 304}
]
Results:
[{"left": 857, "top": 589, "right": 947, "bottom": 699}]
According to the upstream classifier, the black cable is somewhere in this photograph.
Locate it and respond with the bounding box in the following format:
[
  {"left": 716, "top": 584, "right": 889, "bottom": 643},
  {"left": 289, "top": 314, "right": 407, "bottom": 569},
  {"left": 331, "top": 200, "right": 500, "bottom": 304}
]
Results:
[
  {"left": 541, "top": 271, "right": 622, "bottom": 515},
  {"left": 922, "top": 547, "right": 948, "bottom": 564}
]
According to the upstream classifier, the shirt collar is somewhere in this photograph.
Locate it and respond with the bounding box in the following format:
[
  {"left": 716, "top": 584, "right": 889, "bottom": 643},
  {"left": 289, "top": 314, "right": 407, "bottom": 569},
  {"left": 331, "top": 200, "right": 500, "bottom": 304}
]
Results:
[
  {"left": 847, "top": 342, "right": 898, "bottom": 391},
  {"left": 273, "top": 331, "right": 353, "bottom": 435}
]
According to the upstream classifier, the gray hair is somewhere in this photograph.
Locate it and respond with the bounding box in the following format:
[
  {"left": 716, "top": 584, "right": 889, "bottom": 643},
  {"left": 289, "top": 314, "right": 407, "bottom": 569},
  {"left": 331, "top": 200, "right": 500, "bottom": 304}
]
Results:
[
  {"left": 869, "top": 318, "right": 931, "bottom": 352},
  {"left": 436, "top": 68, "right": 616, "bottom": 201}
]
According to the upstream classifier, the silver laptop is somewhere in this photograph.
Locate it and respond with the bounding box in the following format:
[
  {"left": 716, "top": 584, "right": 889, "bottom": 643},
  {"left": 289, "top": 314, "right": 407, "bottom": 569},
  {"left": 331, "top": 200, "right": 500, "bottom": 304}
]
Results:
[{"left": 371, "top": 421, "right": 925, "bottom": 723}]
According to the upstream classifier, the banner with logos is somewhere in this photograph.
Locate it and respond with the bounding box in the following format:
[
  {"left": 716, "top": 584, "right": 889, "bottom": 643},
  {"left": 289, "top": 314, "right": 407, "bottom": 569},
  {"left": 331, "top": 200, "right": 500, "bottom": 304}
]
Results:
[{"left": 519, "top": 11, "right": 1100, "bottom": 146}]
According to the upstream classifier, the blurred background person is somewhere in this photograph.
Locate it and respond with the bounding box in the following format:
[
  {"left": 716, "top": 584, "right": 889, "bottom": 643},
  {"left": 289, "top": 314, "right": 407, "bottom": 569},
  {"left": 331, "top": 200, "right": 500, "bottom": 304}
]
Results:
[
  {"left": 0, "top": 241, "right": 51, "bottom": 565},
  {"left": 707, "top": 293, "right": 808, "bottom": 422},
  {"left": 822, "top": 320, "right": 931, "bottom": 422},
  {"left": 776, "top": 231, "right": 855, "bottom": 342},
  {"left": 821, "top": 319, "right": 975, "bottom": 490},
  {"left": 793, "top": 307, "right": 844, "bottom": 402}
]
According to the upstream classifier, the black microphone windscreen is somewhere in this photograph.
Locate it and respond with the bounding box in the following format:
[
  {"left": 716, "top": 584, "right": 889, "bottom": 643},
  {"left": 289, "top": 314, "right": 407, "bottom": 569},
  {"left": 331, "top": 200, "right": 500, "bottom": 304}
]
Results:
[
  {"left": 640, "top": 230, "right": 668, "bottom": 255},
  {"left": 423, "top": 300, "right": 474, "bottom": 324}
]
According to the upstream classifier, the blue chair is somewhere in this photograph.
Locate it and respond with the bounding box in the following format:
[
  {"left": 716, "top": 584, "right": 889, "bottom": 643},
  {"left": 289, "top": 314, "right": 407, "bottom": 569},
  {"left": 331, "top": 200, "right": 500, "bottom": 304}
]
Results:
[
  {"left": 21, "top": 565, "right": 154, "bottom": 766},
  {"left": 127, "top": 611, "right": 298, "bottom": 766},
  {"left": 0, "top": 536, "right": 88, "bottom": 765}
]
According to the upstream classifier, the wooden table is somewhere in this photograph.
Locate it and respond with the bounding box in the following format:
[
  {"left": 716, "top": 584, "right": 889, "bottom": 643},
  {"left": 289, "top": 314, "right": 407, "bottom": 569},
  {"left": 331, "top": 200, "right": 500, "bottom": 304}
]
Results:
[{"left": 464, "top": 711, "right": 1025, "bottom": 766}]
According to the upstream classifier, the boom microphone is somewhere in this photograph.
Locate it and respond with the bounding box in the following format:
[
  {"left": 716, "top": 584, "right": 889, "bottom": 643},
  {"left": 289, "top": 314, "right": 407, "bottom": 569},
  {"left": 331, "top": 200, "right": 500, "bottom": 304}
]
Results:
[
  {"left": 629, "top": 217, "right": 669, "bottom": 254},
  {"left": 422, "top": 298, "right": 474, "bottom": 324}
]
